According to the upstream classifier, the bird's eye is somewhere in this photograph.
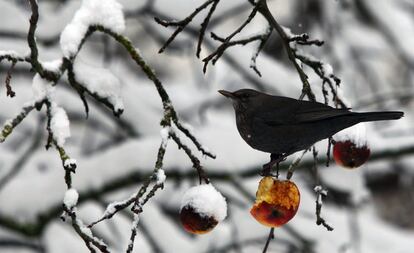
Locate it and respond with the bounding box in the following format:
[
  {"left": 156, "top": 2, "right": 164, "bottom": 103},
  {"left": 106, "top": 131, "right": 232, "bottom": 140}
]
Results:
[
  {"left": 240, "top": 93, "right": 249, "bottom": 102},
  {"left": 237, "top": 92, "right": 248, "bottom": 98}
]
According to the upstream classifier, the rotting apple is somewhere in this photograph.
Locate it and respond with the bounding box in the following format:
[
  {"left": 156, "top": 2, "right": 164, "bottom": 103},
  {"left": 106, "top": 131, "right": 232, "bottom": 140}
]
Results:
[{"left": 250, "top": 177, "right": 300, "bottom": 227}]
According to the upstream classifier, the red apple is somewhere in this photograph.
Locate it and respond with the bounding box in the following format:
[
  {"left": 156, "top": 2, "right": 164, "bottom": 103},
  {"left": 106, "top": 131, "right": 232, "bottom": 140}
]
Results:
[{"left": 333, "top": 140, "right": 370, "bottom": 168}]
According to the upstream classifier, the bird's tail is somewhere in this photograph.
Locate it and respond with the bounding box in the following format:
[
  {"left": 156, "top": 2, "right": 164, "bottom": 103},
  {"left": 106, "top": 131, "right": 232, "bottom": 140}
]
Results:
[{"left": 358, "top": 111, "right": 404, "bottom": 122}]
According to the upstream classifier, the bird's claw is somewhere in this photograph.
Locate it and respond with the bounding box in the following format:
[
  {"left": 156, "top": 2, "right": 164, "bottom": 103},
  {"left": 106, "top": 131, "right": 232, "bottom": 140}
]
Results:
[
  {"left": 261, "top": 154, "right": 287, "bottom": 177},
  {"left": 260, "top": 166, "right": 271, "bottom": 177}
]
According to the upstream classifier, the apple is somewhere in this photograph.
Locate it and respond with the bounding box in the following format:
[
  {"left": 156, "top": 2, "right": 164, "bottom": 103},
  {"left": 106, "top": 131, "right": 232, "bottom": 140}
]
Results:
[
  {"left": 180, "top": 205, "right": 219, "bottom": 234},
  {"left": 250, "top": 177, "right": 300, "bottom": 227},
  {"left": 333, "top": 140, "right": 370, "bottom": 168},
  {"left": 179, "top": 184, "right": 227, "bottom": 234}
]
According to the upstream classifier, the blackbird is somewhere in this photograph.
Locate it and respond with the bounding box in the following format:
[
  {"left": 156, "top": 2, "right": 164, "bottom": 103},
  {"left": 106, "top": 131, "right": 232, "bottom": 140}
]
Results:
[{"left": 219, "top": 89, "right": 403, "bottom": 167}]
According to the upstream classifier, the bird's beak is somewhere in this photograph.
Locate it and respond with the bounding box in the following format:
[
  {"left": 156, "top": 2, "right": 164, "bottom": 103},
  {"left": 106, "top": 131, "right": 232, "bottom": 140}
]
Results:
[{"left": 218, "top": 90, "right": 235, "bottom": 99}]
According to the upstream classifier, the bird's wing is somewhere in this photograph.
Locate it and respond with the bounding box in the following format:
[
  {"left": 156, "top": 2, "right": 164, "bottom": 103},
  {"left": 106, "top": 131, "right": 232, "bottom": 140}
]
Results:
[
  {"left": 255, "top": 97, "right": 352, "bottom": 125},
  {"left": 294, "top": 106, "right": 352, "bottom": 122}
]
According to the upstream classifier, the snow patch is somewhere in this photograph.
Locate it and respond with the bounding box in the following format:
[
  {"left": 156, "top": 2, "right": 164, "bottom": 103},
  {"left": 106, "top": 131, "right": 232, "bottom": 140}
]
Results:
[
  {"left": 41, "top": 59, "right": 63, "bottom": 73},
  {"left": 334, "top": 123, "right": 368, "bottom": 148},
  {"left": 181, "top": 123, "right": 194, "bottom": 135},
  {"left": 155, "top": 169, "right": 166, "bottom": 185},
  {"left": 32, "top": 74, "right": 55, "bottom": 102},
  {"left": 160, "top": 126, "right": 170, "bottom": 148},
  {"left": 50, "top": 103, "right": 71, "bottom": 146},
  {"left": 103, "top": 196, "right": 131, "bottom": 216},
  {"left": 132, "top": 214, "right": 140, "bottom": 228},
  {"left": 181, "top": 184, "right": 227, "bottom": 222},
  {"left": 76, "top": 219, "right": 93, "bottom": 237},
  {"left": 160, "top": 127, "right": 170, "bottom": 140},
  {"left": 64, "top": 159, "right": 77, "bottom": 168},
  {"left": 314, "top": 185, "right": 328, "bottom": 205},
  {"left": 0, "top": 50, "right": 19, "bottom": 58},
  {"left": 322, "top": 63, "right": 334, "bottom": 76},
  {"left": 281, "top": 25, "right": 294, "bottom": 38},
  {"left": 64, "top": 188, "right": 79, "bottom": 208},
  {"left": 60, "top": 0, "right": 125, "bottom": 57},
  {"left": 126, "top": 214, "right": 141, "bottom": 250},
  {"left": 73, "top": 60, "right": 124, "bottom": 112}
]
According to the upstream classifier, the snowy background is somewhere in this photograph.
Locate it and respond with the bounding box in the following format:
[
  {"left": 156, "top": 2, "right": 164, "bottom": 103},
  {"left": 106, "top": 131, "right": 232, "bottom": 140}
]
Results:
[{"left": 0, "top": 0, "right": 414, "bottom": 252}]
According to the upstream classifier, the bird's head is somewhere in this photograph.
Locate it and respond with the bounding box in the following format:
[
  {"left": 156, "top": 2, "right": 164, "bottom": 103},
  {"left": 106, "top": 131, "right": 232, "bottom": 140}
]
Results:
[{"left": 218, "top": 89, "right": 262, "bottom": 111}]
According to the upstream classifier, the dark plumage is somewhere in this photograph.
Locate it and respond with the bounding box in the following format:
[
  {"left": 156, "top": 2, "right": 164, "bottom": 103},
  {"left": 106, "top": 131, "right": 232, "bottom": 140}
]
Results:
[{"left": 219, "top": 89, "right": 403, "bottom": 159}]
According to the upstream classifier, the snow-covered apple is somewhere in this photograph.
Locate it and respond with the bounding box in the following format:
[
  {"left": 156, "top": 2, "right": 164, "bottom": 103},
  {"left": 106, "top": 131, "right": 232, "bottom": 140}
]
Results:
[
  {"left": 180, "top": 184, "right": 227, "bottom": 234},
  {"left": 333, "top": 123, "right": 370, "bottom": 168}
]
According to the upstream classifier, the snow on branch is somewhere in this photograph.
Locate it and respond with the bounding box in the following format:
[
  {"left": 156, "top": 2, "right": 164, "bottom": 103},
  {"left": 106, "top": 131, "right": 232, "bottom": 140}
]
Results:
[
  {"left": 174, "top": 121, "right": 216, "bottom": 159},
  {"left": 64, "top": 188, "right": 79, "bottom": 209},
  {"left": 170, "top": 130, "right": 210, "bottom": 184},
  {"left": 60, "top": 0, "right": 125, "bottom": 58},
  {"left": 250, "top": 26, "right": 272, "bottom": 77},
  {"left": 61, "top": 187, "right": 110, "bottom": 252},
  {"left": 282, "top": 25, "right": 324, "bottom": 46},
  {"left": 125, "top": 214, "right": 140, "bottom": 253},
  {"left": 87, "top": 138, "right": 172, "bottom": 252},
  {"left": 63, "top": 205, "right": 111, "bottom": 253},
  {"left": 0, "top": 104, "right": 36, "bottom": 143},
  {"left": 73, "top": 60, "right": 124, "bottom": 115},
  {"left": 311, "top": 147, "right": 334, "bottom": 231},
  {"left": 50, "top": 103, "right": 71, "bottom": 147},
  {"left": 294, "top": 53, "right": 345, "bottom": 108},
  {"left": 314, "top": 185, "right": 333, "bottom": 231},
  {"left": 0, "top": 50, "right": 23, "bottom": 61},
  {"left": 32, "top": 74, "right": 54, "bottom": 103}
]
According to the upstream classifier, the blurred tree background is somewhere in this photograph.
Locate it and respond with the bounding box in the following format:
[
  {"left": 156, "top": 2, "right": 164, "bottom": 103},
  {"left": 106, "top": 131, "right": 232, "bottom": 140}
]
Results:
[{"left": 0, "top": 0, "right": 413, "bottom": 252}]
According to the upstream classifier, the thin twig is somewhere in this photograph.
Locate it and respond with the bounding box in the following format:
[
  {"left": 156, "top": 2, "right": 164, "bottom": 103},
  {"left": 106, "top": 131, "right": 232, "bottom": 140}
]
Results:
[
  {"left": 63, "top": 206, "right": 110, "bottom": 253},
  {"left": 312, "top": 147, "right": 334, "bottom": 231},
  {"left": 262, "top": 228, "right": 275, "bottom": 253},
  {"left": 196, "top": 0, "right": 220, "bottom": 58},
  {"left": 253, "top": 0, "right": 316, "bottom": 101},
  {"left": 202, "top": 5, "right": 260, "bottom": 72},
  {"left": 170, "top": 131, "right": 210, "bottom": 184},
  {"left": 286, "top": 149, "right": 309, "bottom": 179},
  {"left": 4, "top": 60, "right": 16, "bottom": 97},
  {"left": 0, "top": 103, "right": 37, "bottom": 143},
  {"left": 250, "top": 26, "right": 272, "bottom": 77},
  {"left": 155, "top": 0, "right": 216, "bottom": 53},
  {"left": 27, "top": 0, "right": 58, "bottom": 81}
]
